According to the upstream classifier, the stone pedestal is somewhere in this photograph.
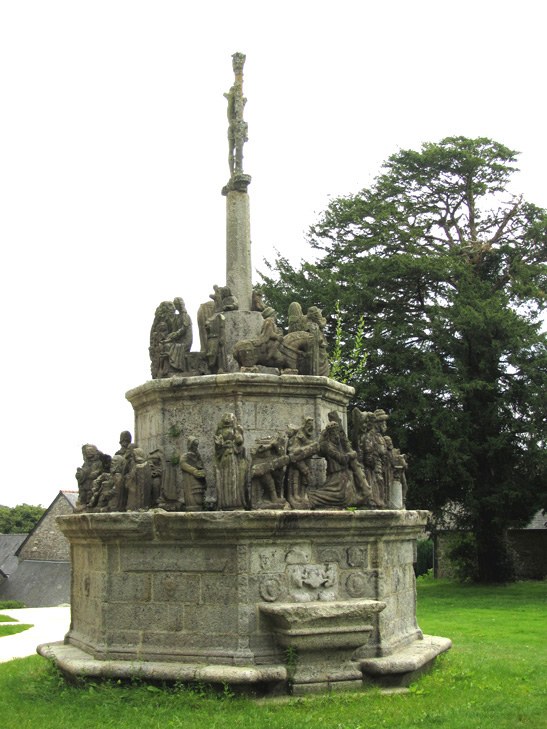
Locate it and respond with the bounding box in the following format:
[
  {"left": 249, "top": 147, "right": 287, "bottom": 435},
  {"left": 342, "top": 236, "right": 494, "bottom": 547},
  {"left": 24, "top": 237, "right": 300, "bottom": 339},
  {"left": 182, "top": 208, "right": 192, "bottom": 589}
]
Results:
[
  {"left": 126, "top": 373, "right": 354, "bottom": 486},
  {"left": 39, "top": 510, "right": 451, "bottom": 695}
]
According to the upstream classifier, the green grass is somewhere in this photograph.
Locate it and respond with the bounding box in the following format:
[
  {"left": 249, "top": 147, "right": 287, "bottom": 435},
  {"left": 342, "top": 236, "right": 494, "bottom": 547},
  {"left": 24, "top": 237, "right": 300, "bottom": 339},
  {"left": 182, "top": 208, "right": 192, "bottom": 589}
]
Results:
[
  {"left": 0, "top": 613, "right": 18, "bottom": 622},
  {"left": 0, "top": 580, "right": 545, "bottom": 729},
  {"left": 0, "top": 623, "right": 32, "bottom": 637}
]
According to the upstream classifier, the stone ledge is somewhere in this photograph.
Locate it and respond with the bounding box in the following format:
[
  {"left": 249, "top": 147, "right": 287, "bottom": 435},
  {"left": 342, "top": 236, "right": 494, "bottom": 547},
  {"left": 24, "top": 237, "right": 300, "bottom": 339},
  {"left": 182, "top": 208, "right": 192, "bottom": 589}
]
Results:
[
  {"left": 126, "top": 372, "right": 355, "bottom": 408},
  {"left": 38, "top": 635, "right": 450, "bottom": 693},
  {"left": 37, "top": 642, "right": 287, "bottom": 685},
  {"left": 359, "top": 634, "right": 452, "bottom": 686},
  {"left": 56, "top": 509, "right": 430, "bottom": 542}
]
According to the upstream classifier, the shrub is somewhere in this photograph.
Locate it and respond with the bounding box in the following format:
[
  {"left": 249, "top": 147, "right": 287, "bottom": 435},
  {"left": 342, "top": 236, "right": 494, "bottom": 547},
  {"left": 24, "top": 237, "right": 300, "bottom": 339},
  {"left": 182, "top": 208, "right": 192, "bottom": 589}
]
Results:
[{"left": 414, "top": 539, "right": 433, "bottom": 577}]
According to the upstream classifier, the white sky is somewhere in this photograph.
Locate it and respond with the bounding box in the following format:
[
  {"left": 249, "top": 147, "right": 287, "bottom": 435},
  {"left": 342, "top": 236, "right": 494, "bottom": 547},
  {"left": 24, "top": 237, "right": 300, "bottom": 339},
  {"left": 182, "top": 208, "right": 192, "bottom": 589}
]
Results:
[{"left": 1, "top": 1, "right": 545, "bottom": 508}]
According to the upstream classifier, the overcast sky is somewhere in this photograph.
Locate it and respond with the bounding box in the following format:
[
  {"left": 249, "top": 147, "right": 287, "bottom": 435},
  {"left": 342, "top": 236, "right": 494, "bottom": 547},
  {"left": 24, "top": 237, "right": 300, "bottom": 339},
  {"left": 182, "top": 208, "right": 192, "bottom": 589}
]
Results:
[{"left": 1, "top": 1, "right": 545, "bottom": 508}]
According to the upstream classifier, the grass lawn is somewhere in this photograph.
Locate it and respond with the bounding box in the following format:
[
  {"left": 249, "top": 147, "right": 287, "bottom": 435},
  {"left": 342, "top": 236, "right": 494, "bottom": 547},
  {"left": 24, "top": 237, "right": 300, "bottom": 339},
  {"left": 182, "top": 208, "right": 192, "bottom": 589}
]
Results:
[
  {"left": 0, "top": 614, "right": 18, "bottom": 622},
  {"left": 0, "top": 623, "right": 33, "bottom": 637},
  {"left": 0, "top": 580, "right": 545, "bottom": 729}
]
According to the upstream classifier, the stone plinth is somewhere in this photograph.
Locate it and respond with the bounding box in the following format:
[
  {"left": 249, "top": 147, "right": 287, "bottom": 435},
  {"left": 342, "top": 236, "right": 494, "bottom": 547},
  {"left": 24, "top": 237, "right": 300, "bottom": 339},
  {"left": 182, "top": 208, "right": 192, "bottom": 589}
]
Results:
[
  {"left": 126, "top": 373, "right": 354, "bottom": 484},
  {"left": 39, "top": 509, "right": 450, "bottom": 694}
]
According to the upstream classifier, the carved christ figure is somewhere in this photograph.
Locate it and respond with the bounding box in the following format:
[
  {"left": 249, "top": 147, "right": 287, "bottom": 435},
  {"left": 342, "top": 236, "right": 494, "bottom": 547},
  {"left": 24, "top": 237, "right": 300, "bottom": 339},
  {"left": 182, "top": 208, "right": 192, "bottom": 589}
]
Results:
[{"left": 224, "top": 52, "right": 248, "bottom": 178}]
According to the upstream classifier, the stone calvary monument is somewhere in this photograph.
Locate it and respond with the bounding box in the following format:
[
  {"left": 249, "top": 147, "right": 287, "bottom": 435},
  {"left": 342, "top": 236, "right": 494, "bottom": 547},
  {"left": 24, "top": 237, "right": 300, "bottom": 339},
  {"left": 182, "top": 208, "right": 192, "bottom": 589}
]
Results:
[{"left": 39, "top": 54, "right": 450, "bottom": 695}]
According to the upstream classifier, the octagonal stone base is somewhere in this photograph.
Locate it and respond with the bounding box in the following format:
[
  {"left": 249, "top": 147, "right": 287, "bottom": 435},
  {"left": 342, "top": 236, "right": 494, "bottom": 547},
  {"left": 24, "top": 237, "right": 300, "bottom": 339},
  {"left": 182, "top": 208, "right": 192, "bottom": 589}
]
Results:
[{"left": 39, "top": 509, "right": 450, "bottom": 694}]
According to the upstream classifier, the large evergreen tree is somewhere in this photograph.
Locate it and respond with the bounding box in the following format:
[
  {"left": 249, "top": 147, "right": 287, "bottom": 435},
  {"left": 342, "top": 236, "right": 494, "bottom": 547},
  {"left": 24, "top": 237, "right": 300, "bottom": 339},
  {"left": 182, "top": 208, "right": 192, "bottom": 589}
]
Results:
[{"left": 260, "top": 137, "right": 547, "bottom": 582}]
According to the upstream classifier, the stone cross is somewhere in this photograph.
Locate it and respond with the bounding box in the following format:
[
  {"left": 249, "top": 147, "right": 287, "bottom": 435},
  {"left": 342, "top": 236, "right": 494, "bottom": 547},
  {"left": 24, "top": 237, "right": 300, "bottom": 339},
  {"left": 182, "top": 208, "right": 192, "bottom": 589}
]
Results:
[{"left": 222, "top": 52, "right": 253, "bottom": 311}]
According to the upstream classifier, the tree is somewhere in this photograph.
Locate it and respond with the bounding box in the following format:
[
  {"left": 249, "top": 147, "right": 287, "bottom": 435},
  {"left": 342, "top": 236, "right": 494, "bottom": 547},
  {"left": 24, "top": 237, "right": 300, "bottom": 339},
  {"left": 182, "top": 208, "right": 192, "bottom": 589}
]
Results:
[
  {"left": 260, "top": 137, "right": 547, "bottom": 582},
  {"left": 0, "top": 504, "right": 46, "bottom": 534}
]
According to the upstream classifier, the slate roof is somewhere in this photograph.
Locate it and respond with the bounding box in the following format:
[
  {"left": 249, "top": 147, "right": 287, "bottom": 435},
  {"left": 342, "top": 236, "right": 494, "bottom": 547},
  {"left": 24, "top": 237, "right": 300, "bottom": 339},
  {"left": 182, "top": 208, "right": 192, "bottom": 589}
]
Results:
[
  {"left": 0, "top": 560, "right": 70, "bottom": 607},
  {"left": 0, "top": 534, "right": 27, "bottom": 576}
]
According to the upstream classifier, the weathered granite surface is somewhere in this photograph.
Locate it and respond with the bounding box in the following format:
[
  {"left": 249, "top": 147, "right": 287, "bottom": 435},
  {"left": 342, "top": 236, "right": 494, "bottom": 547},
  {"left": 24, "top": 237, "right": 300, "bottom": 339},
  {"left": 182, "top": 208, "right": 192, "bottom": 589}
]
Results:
[
  {"left": 38, "top": 509, "right": 451, "bottom": 694},
  {"left": 126, "top": 373, "right": 353, "bottom": 492}
]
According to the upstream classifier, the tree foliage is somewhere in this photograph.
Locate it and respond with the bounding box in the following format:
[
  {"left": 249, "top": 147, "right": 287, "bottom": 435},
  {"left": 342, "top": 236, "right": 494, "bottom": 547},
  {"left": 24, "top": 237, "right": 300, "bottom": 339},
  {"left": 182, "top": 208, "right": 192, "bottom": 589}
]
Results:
[
  {"left": 0, "top": 504, "right": 46, "bottom": 534},
  {"left": 260, "top": 137, "right": 547, "bottom": 582}
]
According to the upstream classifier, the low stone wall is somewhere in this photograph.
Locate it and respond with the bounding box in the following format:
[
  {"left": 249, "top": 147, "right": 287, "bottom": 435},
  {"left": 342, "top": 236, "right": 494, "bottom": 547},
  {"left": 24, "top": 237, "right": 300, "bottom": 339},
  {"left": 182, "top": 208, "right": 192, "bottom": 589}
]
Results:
[
  {"left": 507, "top": 531, "right": 547, "bottom": 580},
  {"left": 434, "top": 530, "right": 547, "bottom": 580}
]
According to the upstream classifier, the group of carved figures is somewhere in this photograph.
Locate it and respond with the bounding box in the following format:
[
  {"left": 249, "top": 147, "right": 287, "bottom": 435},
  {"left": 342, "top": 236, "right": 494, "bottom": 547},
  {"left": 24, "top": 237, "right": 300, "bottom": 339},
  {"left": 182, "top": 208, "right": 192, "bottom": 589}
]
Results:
[
  {"left": 75, "top": 432, "right": 209, "bottom": 514},
  {"left": 76, "top": 411, "right": 407, "bottom": 514},
  {"left": 148, "top": 289, "right": 330, "bottom": 379}
]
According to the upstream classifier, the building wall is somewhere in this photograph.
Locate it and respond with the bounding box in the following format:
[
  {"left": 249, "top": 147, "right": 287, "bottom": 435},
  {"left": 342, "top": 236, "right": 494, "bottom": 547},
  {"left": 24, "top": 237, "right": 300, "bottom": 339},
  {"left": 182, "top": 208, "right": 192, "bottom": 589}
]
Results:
[
  {"left": 434, "top": 529, "right": 547, "bottom": 580},
  {"left": 506, "top": 531, "right": 547, "bottom": 580},
  {"left": 18, "top": 495, "right": 73, "bottom": 562}
]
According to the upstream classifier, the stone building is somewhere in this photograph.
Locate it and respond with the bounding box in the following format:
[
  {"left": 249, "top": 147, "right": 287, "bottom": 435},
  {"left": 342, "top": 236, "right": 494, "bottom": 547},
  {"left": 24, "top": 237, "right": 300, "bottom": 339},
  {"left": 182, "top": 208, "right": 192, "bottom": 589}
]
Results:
[
  {"left": 0, "top": 491, "right": 77, "bottom": 606},
  {"left": 434, "top": 509, "right": 547, "bottom": 581}
]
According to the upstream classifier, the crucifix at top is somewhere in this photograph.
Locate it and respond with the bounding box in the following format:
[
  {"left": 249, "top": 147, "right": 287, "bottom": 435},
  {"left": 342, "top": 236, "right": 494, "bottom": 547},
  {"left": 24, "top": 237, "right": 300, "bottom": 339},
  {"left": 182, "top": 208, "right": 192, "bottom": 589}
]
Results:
[
  {"left": 222, "top": 53, "right": 253, "bottom": 311},
  {"left": 222, "top": 52, "right": 252, "bottom": 194}
]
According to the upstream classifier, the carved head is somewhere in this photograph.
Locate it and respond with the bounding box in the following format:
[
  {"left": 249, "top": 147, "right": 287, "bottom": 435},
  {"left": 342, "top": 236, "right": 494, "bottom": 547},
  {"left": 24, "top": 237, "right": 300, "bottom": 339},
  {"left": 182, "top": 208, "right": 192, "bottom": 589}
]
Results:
[
  {"left": 82, "top": 444, "right": 100, "bottom": 461},
  {"left": 374, "top": 409, "right": 389, "bottom": 433},
  {"left": 303, "top": 417, "right": 314, "bottom": 437},
  {"left": 187, "top": 437, "right": 199, "bottom": 453},
  {"left": 133, "top": 448, "right": 146, "bottom": 464},
  {"left": 119, "top": 431, "right": 132, "bottom": 448},
  {"left": 306, "top": 306, "right": 326, "bottom": 328},
  {"left": 174, "top": 297, "right": 187, "bottom": 315},
  {"left": 232, "top": 52, "right": 246, "bottom": 74},
  {"left": 110, "top": 455, "right": 125, "bottom": 474}
]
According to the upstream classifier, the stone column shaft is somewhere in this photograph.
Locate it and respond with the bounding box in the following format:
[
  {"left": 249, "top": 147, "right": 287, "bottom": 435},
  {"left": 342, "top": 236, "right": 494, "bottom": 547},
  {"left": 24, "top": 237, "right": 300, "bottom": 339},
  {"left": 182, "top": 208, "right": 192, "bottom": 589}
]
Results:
[{"left": 226, "top": 190, "right": 252, "bottom": 311}]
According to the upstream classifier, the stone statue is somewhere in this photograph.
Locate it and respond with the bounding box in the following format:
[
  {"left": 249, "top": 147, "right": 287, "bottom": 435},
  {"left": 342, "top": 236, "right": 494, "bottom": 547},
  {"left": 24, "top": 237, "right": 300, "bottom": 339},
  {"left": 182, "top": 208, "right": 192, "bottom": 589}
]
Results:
[
  {"left": 234, "top": 309, "right": 287, "bottom": 370},
  {"left": 304, "top": 306, "right": 330, "bottom": 376},
  {"left": 288, "top": 302, "right": 307, "bottom": 333},
  {"left": 328, "top": 412, "right": 373, "bottom": 506},
  {"left": 106, "top": 454, "right": 127, "bottom": 511},
  {"left": 250, "top": 436, "right": 289, "bottom": 509},
  {"left": 308, "top": 413, "right": 373, "bottom": 510},
  {"left": 252, "top": 289, "right": 265, "bottom": 312},
  {"left": 75, "top": 444, "right": 109, "bottom": 510},
  {"left": 214, "top": 413, "right": 248, "bottom": 510},
  {"left": 286, "top": 417, "right": 318, "bottom": 509},
  {"left": 352, "top": 408, "right": 408, "bottom": 508},
  {"left": 309, "top": 422, "right": 358, "bottom": 509},
  {"left": 149, "top": 299, "right": 193, "bottom": 378},
  {"left": 233, "top": 302, "right": 330, "bottom": 376},
  {"left": 385, "top": 436, "right": 408, "bottom": 508},
  {"left": 150, "top": 448, "right": 182, "bottom": 511},
  {"left": 90, "top": 454, "right": 126, "bottom": 512},
  {"left": 180, "top": 438, "right": 207, "bottom": 511},
  {"left": 115, "top": 430, "right": 132, "bottom": 457},
  {"left": 224, "top": 52, "right": 248, "bottom": 182},
  {"left": 197, "top": 300, "right": 216, "bottom": 352},
  {"left": 205, "top": 313, "right": 228, "bottom": 374},
  {"left": 125, "top": 448, "right": 152, "bottom": 511}
]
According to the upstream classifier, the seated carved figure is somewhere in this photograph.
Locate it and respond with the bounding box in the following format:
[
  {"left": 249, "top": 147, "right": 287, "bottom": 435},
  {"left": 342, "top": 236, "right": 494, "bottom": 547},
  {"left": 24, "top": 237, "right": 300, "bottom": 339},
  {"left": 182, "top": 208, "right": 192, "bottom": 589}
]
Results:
[
  {"left": 149, "top": 298, "right": 193, "bottom": 378},
  {"left": 75, "top": 444, "right": 109, "bottom": 511},
  {"left": 309, "top": 413, "right": 373, "bottom": 510},
  {"left": 309, "top": 422, "right": 357, "bottom": 509}
]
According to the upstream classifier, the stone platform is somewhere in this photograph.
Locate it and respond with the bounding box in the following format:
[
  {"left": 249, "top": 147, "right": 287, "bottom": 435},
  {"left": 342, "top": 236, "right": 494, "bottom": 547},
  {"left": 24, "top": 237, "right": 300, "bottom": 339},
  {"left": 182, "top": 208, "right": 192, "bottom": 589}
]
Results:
[
  {"left": 126, "top": 373, "right": 354, "bottom": 484},
  {"left": 38, "top": 509, "right": 451, "bottom": 695}
]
